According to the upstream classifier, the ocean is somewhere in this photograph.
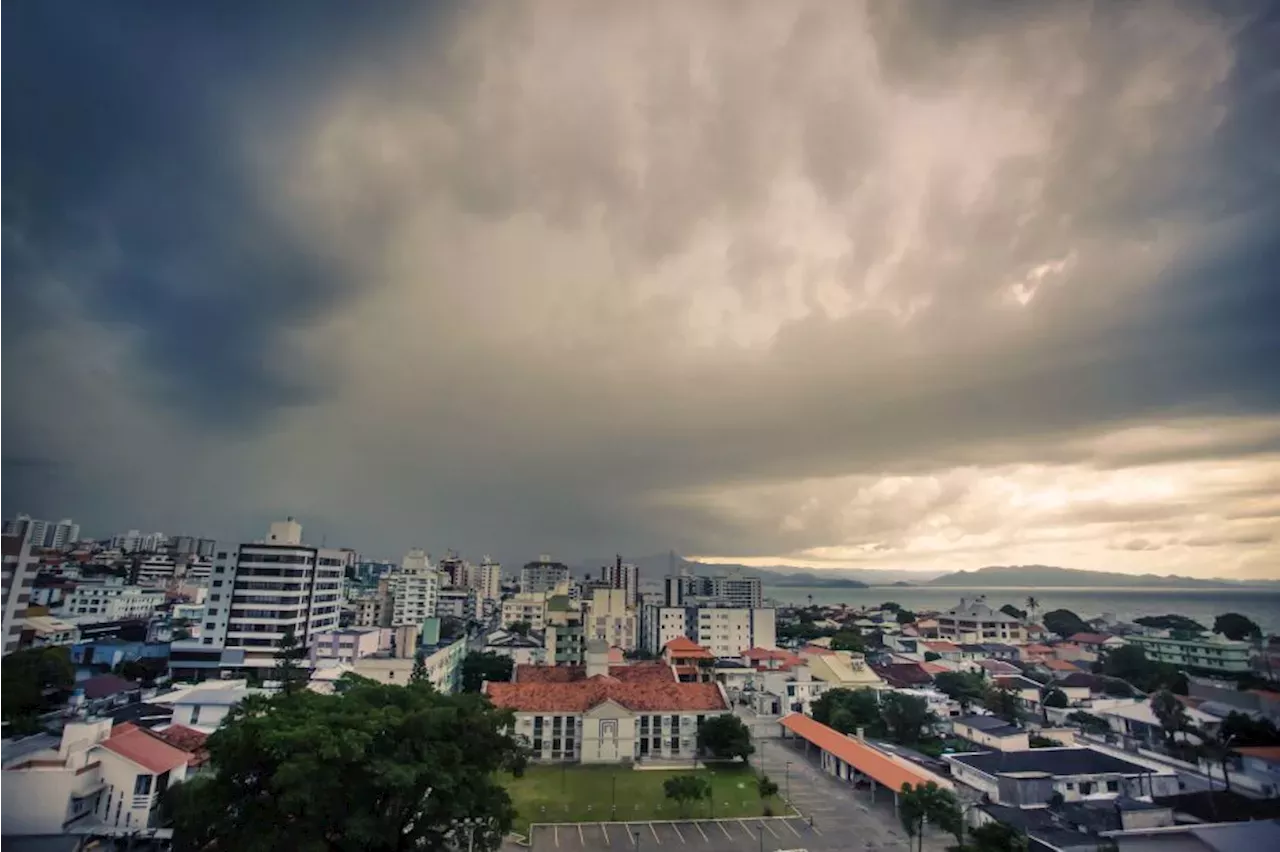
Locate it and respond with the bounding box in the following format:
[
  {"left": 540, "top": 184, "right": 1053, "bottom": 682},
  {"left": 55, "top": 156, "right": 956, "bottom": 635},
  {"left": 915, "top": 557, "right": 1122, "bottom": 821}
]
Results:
[{"left": 763, "top": 585, "right": 1280, "bottom": 635}]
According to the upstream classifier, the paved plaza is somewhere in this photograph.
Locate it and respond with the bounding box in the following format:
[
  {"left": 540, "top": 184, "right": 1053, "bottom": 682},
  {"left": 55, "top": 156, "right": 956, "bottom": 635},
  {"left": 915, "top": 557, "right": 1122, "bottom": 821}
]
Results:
[{"left": 529, "top": 816, "right": 821, "bottom": 852}]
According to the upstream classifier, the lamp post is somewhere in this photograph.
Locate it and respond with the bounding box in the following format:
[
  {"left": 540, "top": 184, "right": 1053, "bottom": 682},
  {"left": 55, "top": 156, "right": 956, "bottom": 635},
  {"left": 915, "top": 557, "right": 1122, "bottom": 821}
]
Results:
[
  {"left": 635, "top": 829, "right": 643, "bottom": 852},
  {"left": 785, "top": 761, "right": 793, "bottom": 804},
  {"left": 611, "top": 772, "right": 618, "bottom": 817}
]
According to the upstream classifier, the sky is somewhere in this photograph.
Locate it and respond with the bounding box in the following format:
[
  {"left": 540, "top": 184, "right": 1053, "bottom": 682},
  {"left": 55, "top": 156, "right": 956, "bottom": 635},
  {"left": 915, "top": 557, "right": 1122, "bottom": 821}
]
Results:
[{"left": 4, "top": 1, "right": 1279, "bottom": 579}]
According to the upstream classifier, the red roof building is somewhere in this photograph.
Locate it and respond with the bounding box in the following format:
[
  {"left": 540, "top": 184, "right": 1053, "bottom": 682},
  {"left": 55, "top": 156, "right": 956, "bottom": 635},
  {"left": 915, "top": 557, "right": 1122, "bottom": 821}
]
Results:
[
  {"left": 487, "top": 677, "right": 726, "bottom": 714},
  {"left": 100, "top": 723, "right": 190, "bottom": 775},
  {"left": 152, "top": 724, "right": 211, "bottom": 768}
]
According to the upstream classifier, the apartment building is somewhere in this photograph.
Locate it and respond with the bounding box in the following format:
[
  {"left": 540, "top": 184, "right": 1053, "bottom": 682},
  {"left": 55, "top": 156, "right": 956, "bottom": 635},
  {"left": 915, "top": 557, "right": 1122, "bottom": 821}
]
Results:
[
  {"left": 601, "top": 557, "right": 640, "bottom": 607},
  {"left": 520, "top": 555, "right": 571, "bottom": 594},
  {"left": 641, "top": 602, "right": 775, "bottom": 657},
  {"left": 390, "top": 549, "right": 440, "bottom": 627},
  {"left": 202, "top": 519, "right": 347, "bottom": 669},
  {"left": 937, "top": 598, "right": 1025, "bottom": 644},
  {"left": 468, "top": 557, "right": 503, "bottom": 603},
  {"left": 544, "top": 594, "right": 585, "bottom": 666},
  {"left": 310, "top": 626, "right": 388, "bottom": 664},
  {"left": 584, "top": 588, "right": 638, "bottom": 651},
  {"left": 435, "top": 587, "right": 478, "bottom": 622},
  {"left": 3, "top": 533, "right": 37, "bottom": 653},
  {"left": 136, "top": 555, "right": 178, "bottom": 584},
  {"left": 60, "top": 579, "right": 166, "bottom": 621},
  {"left": 1125, "top": 633, "right": 1253, "bottom": 673},
  {"left": 502, "top": 591, "right": 550, "bottom": 631}
]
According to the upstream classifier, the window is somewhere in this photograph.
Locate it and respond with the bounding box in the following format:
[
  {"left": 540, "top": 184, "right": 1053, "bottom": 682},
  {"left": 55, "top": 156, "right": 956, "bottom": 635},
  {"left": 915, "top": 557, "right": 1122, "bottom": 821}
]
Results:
[
  {"left": 207, "top": 608, "right": 218, "bottom": 616},
  {"left": 205, "top": 622, "right": 216, "bottom": 630},
  {"left": 189, "top": 705, "right": 202, "bottom": 725},
  {"left": 213, "top": 580, "right": 223, "bottom": 587},
  {"left": 532, "top": 738, "right": 543, "bottom": 751},
  {"left": 134, "top": 774, "right": 152, "bottom": 795},
  {"left": 1080, "top": 782, "right": 1093, "bottom": 795},
  {"left": 552, "top": 738, "right": 562, "bottom": 752},
  {"left": 1065, "top": 782, "right": 1074, "bottom": 790},
  {"left": 1106, "top": 781, "right": 1119, "bottom": 793},
  {"left": 670, "top": 736, "right": 679, "bottom": 752}
]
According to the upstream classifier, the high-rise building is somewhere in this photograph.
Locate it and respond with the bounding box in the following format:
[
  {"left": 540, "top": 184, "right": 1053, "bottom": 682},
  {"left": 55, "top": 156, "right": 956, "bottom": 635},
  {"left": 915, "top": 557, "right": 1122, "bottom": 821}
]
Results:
[
  {"left": 602, "top": 556, "right": 639, "bottom": 607},
  {"left": 2, "top": 534, "right": 37, "bottom": 654},
  {"left": 544, "top": 593, "right": 585, "bottom": 665},
  {"left": 391, "top": 549, "right": 440, "bottom": 627},
  {"left": 46, "top": 519, "right": 80, "bottom": 550},
  {"left": 436, "top": 587, "right": 478, "bottom": 622},
  {"left": 584, "top": 587, "right": 638, "bottom": 651},
  {"left": 111, "top": 529, "right": 167, "bottom": 554},
  {"left": 467, "top": 556, "right": 503, "bottom": 602},
  {"left": 520, "top": 555, "right": 570, "bottom": 594},
  {"left": 437, "top": 551, "right": 468, "bottom": 588},
  {"left": 640, "top": 602, "right": 776, "bottom": 657},
  {"left": 202, "top": 519, "right": 346, "bottom": 669}
]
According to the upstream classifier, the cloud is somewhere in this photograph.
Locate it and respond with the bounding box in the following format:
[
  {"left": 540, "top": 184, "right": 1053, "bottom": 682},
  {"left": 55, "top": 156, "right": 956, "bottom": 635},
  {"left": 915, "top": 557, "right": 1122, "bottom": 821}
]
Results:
[{"left": 3, "top": 1, "right": 1278, "bottom": 578}]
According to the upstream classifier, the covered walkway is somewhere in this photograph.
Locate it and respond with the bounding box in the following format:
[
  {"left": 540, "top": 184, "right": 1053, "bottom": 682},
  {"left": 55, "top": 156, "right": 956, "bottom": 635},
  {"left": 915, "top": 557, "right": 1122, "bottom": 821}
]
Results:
[{"left": 778, "top": 712, "right": 952, "bottom": 814}]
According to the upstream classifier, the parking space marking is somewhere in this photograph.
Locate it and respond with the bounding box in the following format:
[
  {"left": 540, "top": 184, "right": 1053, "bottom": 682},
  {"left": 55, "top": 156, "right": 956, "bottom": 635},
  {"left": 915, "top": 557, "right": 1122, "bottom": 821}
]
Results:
[
  {"left": 650, "top": 822, "right": 661, "bottom": 845},
  {"left": 695, "top": 822, "right": 709, "bottom": 842},
  {"left": 718, "top": 822, "right": 732, "bottom": 840},
  {"left": 628, "top": 824, "right": 638, "bottom": 845},
  {"left": 760, "top": 820, "right": 778, "bottom": 838},
  {"left": 554, "top": 825, "right": 559, "bottom": 848},
  {"left": 809, "top": 821, "right": 824, "bottom": 836},
  {"left": 783, "top": 819, "right": 802, "bottom": 837},
  {"left": 602, "top": 823, "right": 610, "bottom": 845},
  {"left": 670, "top": 822, "right": 684, "bottom": 843},
  {"left": 738, "top": 820, "right": 754, "bottom": 839},
  {"left": 578, "top": 824, "right": 585, "bottom": 846}
]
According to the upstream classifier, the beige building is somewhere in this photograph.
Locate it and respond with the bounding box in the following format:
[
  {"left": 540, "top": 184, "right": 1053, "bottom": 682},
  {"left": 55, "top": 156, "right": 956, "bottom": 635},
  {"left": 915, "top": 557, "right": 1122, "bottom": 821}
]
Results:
[
  {"left": 501, "top": 591, "right": 550, "bottom": 631},
  {"left": 486, "top": 647, "right": 729, "bottom": 763},
  {"left": 802, "top": 649, "right": 887, "bottom": 691},
  {"left": 937, "top": 598, "right": 1025, "bottom": 644},
  {"left": 584, "top": 588, "right": 638, "bottom": 651}
]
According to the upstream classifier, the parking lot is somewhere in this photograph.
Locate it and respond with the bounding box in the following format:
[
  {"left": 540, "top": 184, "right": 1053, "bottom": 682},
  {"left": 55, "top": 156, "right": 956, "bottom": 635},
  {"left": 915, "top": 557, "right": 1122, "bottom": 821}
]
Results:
[{"left": 529, "top": 816, "right": 821, "bottom": 851}]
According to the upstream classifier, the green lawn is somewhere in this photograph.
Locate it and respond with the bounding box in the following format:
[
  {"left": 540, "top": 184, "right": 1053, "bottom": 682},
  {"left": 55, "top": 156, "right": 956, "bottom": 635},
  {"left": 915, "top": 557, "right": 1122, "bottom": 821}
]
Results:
[{"left": 500, "top": 763, "right": 789, "bottom": 832}]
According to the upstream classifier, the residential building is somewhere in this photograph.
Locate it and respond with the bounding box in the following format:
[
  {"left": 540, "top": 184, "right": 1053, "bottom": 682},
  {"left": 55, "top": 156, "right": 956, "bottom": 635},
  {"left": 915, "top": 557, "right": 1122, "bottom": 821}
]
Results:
[
  {"left": 202, "top": 519, "right": 347, "bottom": 669},
  {"left": 501, "top": 591, "right": 549, "bottom": 631},
  {"left": 1091, "top": 698, "right": 1218, "bottom": 749},
  {"left": 937, "top": 598, "right": 1025, "bottom": 644},
  {"left": 1188, "top": 675, "right": 1280, "bottom": 724},
  {"left": 641, "top": 603, "right": 775, "bottom": 657},
  {"left": 6, "top": 514, "right": 50, "bottom": 549},
  {"left": 584, "top": 587, "right": 637, "bottom": 651},
  {"left": 1068, "top": 632, "right": 1126, "bottom": 655},
  {"left": 486, "top": 655, "right": 728, "bottom": 763},
  {"left": 1106, "top": 820, "right": 1280, "bottom": 852},
  {"left": 150, "top": 680, "right": 262, "bottom": 732},
  {"left": 310, "top": 627, "right": 388, "bottom": 664},
  {"left": 805, "top": 649, "right": 887, "bottom": 691},
  {"left": 390, "top": 549, "right": 440, "bottom": 627},
  {"left": 467, "top": 556, "right": 503, "bottom": 603},
  {"left": 952, "top": 715, "right": 1030, "bottom": 751},
  {"left": 135, "top": 555, "right": 178, "bottom": 584},
  {"left": 20, "top": 615, "right": 81, "bottom": 647},
  {"left": 1125, "top": 633, "right": 1253, "bottom": 673},
  {"left": 435, "top": 587, "right": 478, "bottom": 622},
  {"left": 944, "top": 747, "right": 1180, "bottom": 806},
  {"left": 111, "top": 530, "right": 167, "bottom": 554},
  {"left": 60, "top": 579, "right": 165, "bottom": 622},
  {"left": 993, "top": 675, "right": 1045, "bottom": 713},
  {"left": 437, "top": 551, "right": 468, "bottom": 588},
  {"left": 601, "top": 556, "right": 640, "bottom": 607},
  {"left": 1, "top": 718, "right": 193, "bottom": 838},
  {"left": 3, "top": 533, "right": 37, "bottom": 653},
  {"left": 352, "top": 636, "right": 467, "bottom": 693},
  {"left": 46, "top": 519, "right": 81, "bottom": 550},
  {"left": 663, "top": 636, "right": 714, "bottom": 682},
  {"left": 520, "top": 555, "right": 571, "bottom": 594},
  {"left": 544, "top": 594, "right": 585, "bottom": 666},
  {"left": 183, "top": 557, "right": 213, "bottom": 582},
  {"left": 482, "top": 628, "right": 547, "bottom": 666}
]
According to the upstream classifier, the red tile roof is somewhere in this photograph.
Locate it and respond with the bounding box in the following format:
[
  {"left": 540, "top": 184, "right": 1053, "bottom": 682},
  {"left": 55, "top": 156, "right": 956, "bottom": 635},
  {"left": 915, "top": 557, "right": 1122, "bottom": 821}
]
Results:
[
  {"left": 487, "top": 677, "right": 727, "bottom": 713},
  {"left": 81, "top": 674, "right": 140, "bottom": 700},
  {"left": 1043, "top": 659, "right": 1080, "bottom": 672},
  {"left": 871, "top": 663, "right": 933, "bottom": 688},
  {"left": 664, "top": 637, "right": 713, "bottom": 658},
  {"left": 153, "top": 724, "right": 210, "bottom": 767},
  {"left": 1023, "top": 644, "right": 1054, "bottom": 654},
  {"left": 609, "top": 663, "right": 676, "bottom": 683},
  {"left": 1236, "top": 746, "right": 1280, "bottom": 763},
  {"left": 514, "top": 663, "right": 675, "bottom": 684},
  {"left": 100, "top": 723, "right": 189, "bottom": 774},
  {"left": 779, "top": 713, "right": 950, "bottom": 792},
  {"left": 1068, "top": 633, "right": 1115, "bottom": 645},
  {"left": 923, "top": 641, "right": 960, "bottom": 652},
  {"left": 920, "top": 662, "right": 949, "bottom": 675}
]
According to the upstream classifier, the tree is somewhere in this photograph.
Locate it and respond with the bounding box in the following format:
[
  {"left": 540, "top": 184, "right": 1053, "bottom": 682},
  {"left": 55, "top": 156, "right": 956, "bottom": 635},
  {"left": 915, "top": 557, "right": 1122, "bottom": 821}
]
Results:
[
  {"left": 508, "top": 621, "right": 532, "bottom": 636},
  {"left": 896, "top": 609, "right": 917, "bottom": 625},
  {"left": 1029, "top": 734, "right": 1060, "bottom": 748},
  {"left": 1042, "top": 609, "right": 1090, "bottom": 638},
  {"left": 899, "top": 781, "right": 961, "bottom": 852},
  {"left": 924, "top": 651, "right": 941, "bottom": 662},
  {"left": 811, "top": 688, "right": 880, "bottom": 733},
  {"left": 273, "top": 625, "right": 308, "bottom": 695},
  {"left": 410, "top": 651, "right": 428, "bottom": 684},
  {"left": 881, "top": 692, "right": 936, "bottom": 746},
  {"left": 1214, "top": 613, "right": 1262, "bottom": 642},
  {"left": 1197, "top": 727, "right": 1237, "bottom": 794},
  {"left": 984, "top": 685, "right": 1023, "bottom": 722},
  {"left": 696, "top": 713, "right": 754, "bottom": 761},
  {"left": 1, "top": 646, "right": 74, "bottom": 733},
  {"left": 756, "top": 775, "right": 779, "bottom": 800},
  {"left": 1000, "top": 604, "right": 1028, "bottom": 621},
  {"left": 967, "top": 821, "right": 1029, "bottom": 852},
  {"left": 934, "top": 671, "right": 987, "bottom": 712},
  {"left": 1135, "top": 614, "right": 1206, "bottom": 633},
  {"left": 459, "top": 652, "right": 514, "bottom": 693},
  {"left": 1067, "top": 710, "right": 1112, "bottom": 737},
  {"left": 1042, "top": 688, "right": 1069, "bottom": 709},
  {"left": 663, "top": 774, "right": 711, "bottom": 817},
  {"left": 1025, "top": 596, "right": 1040, "bottom": 623},
  {"left": 439, "top": 616, "right": 466, "bottom": 642},
  {"left": 167, "top": 679, "right": 523, "bottom": 851},
  {"left": 830, "top": 631, "right": 866, "bottom": 652},
  {"left": 1151, "top": 689, "right": 1191, "bottom": 747},
  {"left": 1220, "top": 710, "right": 1280, "bottom": 747},
  {"left": 1100, "top": 645, "right": 1186, "bottom": 694},
  {"left": 881, "top": 602, "right": 903, "bottom": 612}
]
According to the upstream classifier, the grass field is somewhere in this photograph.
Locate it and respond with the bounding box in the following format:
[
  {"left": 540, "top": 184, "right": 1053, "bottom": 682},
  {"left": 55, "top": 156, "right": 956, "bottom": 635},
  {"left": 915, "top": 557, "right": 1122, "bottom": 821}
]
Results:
[{"left": 501, "top": 762, "right": 789, "bottom": 832}]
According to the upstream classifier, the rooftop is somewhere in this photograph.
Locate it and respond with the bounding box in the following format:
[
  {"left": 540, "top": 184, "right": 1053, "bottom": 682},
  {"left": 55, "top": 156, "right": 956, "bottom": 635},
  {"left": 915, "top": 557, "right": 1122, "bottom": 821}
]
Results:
[
  {"left": 872, "top": 662, "right": 933, "bottom": 688},
  {"left": 1069, "top": 632, "right": 1117, "bottom": 645},
  {"left": 994, "top": 675, "right": 1044, "bottom": 691},
  {"left": 80, "top": 673, "right": 140, "bottom": 700},
  {"left": 1043, "top": 659, "right": 1082, "bottom": 672},
  {"left": 1236, "top": 746, "right": 1280, "bottom": 764},
  {"left": 954, "top": 715, "right": 1025, "bottom": 737},
  {"left": 664, "top": 636, "right": 713, "bottom": 658},
  {"left": 152, "top": 724, "right": 210, "bottom": 767},
  {"left": 513, "top": 662, "right": 676, "bottom": 684},
  {"left": 977, "top": 660, "right": 1021, "bottom": 674},
  {"left": 487, "top": 677, "right": 726, "bottom": 713},
  {"left": 100, "top": 723, "right": 190, "bottom": 774},
  {"left": 779, "top": 713, "right": 952, "bottom": 792},
  {"left": 948, "top": 746, "right": 1155, "bottom": 777}
]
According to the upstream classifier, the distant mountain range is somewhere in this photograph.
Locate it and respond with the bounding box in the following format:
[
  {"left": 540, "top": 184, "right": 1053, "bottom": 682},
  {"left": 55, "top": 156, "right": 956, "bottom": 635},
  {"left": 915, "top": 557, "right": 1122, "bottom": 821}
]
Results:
[
  {"left": 571, "top": 555, "right": 1274, "bottom": 589},
  {"left": 925, "top": 564, "right": 1278, "bottom": 588}
]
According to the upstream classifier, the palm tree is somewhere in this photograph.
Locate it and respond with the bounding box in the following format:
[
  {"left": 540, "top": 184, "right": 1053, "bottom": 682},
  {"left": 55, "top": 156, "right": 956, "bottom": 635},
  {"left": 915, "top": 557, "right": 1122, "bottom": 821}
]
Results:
[
  {"left": 1197, "top": 728, "right": 1237, "bottom": 795},
  {"left": 1151, "top": 690, "right": 1191, "bottom": 750},
  {"left": 1025, "top": 596, "right": 1040, "bottom": 623}
]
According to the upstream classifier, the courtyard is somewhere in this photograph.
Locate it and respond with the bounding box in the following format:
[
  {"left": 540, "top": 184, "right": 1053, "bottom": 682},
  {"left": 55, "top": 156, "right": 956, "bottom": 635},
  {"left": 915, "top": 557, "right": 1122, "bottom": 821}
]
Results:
[{"left": 502, "top": 763, "right": 789, "bottom": 834}]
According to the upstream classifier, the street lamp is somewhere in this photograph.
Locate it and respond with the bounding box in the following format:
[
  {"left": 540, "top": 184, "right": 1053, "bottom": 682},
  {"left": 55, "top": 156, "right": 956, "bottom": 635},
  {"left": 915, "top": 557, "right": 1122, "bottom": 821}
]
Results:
[
  {"left": 785, "top": 761, "right": 793, "bottom": 803},
  {"left": 635, "top": 829, "right": 643, "bottom": 852}
]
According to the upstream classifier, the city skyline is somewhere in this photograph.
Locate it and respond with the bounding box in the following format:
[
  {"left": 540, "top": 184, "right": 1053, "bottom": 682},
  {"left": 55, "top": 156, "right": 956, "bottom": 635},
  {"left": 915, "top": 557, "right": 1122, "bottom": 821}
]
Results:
[{"left": 4, "top": 3, "right": 1278, "bottom": 580}]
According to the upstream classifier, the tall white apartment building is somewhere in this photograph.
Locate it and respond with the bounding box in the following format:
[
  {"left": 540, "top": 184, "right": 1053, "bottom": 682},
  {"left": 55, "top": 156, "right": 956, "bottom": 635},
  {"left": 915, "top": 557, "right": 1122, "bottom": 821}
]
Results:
[
  {"left": 520, "top": 555, "right": 570, "bottom": 594},
  {"left": 183, "top": 557, "right": 213, "bottom": 581},
  {"left": 136, "top": 554, "right": 178, "bottom": 584},
  {"left": 602, "top": 557, "right": 639, "bottom": 607},
  {"left": 467, "top": 556, "right": 503, "bottom": 602},
  {"left": 111, "top": 529, "right": 168, "bottom": 554},
  {"left": 60, "top": 579, "right": 166, "bottom": 621},
  {"left": 391, "top": 548, "right": 440, "bottom": 627},
  {"left": 641, "top": 604, "right": 776, "bottom": 657},
  {"left": 46, "top": 519, "right": 81, "bottom": 549},
  {"left": 584, "top": 588, "right": 638, "bottom": 651},
  {"left": 501, "top": 592, "right": 549, "bottom": 631},
  {"left": 3, "top": 534, "right": 37, "bottom": 653},
  {"left": 202, "top": 519, "right": 347, "bottom": 669}
]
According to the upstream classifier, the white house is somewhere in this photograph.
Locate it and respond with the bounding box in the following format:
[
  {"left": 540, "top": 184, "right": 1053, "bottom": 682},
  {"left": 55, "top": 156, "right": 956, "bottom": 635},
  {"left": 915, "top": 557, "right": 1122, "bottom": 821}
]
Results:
[{"left": 951, "top": 715, "right": 1030, "bottom": 751}]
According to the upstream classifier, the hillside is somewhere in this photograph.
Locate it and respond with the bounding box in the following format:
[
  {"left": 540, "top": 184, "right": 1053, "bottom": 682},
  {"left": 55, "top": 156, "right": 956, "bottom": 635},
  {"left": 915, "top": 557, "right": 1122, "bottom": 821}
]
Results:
[
  {"left": 573, "top": 553, "right": 931, "bottom": 586},
  {"left": 926, "top": 564, "right": 1263, "bottom": 588}
]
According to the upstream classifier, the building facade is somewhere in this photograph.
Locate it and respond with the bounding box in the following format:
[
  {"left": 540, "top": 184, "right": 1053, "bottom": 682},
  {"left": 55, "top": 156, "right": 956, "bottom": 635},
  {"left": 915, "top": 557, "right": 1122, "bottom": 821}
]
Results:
[
  {"left": 502, "top": 592, "right": 549, "bottom": 631},
  {"left": 435, "top": 587, "right": 478, "bottom": 622},
  {"left": 937, "top": 598, "right": 1026, "bottom": 644},
  {"left": 520, "top": 555, "right": 571, "bottom": 594},
  {"left": 202, "top": 519, "right": 347, "bottom": 668},
  {"left": 1125, "top": 634, "right": 1253, "bottom": 673},
  {"left": 390, "top": 549, "right": 440, "bottom": 627},
  {"left": 585, "top": 588, "right": 638, "bottom": 651},
  {"left": 3, "top": 534, "right": 37, "bottom": 653},
  {"left": 60, "top": 580, "right": 166, "bottom": 621}
]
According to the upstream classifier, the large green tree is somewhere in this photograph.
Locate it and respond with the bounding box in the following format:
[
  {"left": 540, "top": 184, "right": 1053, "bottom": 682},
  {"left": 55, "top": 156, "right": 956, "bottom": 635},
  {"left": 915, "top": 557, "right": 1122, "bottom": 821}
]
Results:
[
  {"left": 1100, "top": 645, "right": 1186, "bottom": 694},
  {"left": 1042, "top": 688, "right": 1069, "bottom": 709},
  {"left": 1213, "top": 613, "right": 1262, "bottom": 641},
  {"left": 934, "top": 671, "right": 987, "bottom": 713},
  {"left": 811, "top": 688, "right": 880, "bottom": 734},
  {"left": 696, "top": 713, "right": 754, "bottom": 761},
  {"left": 880, "top": 692, "right": 936, "bottom": 746},
  {"left": 984, "top": 685, "right": 1023, "bottom": 722},
  {"left": 899, "top": 781, "right": 961, "bottom": 852},
  {"left": 829, "top": 631, "right": 866, "bottom": 652},
  {"left": 273, "top": 625, "right": 308, "bottom": 695},
  {"left": 966, "top": 821, "right": 1029, "bottom": 852},
  {"left": 1042, "top": 609, "right": 1090, "bottom": 638},
  {"left": 459, "top": 652, "right": 514, "bottom": 693},
  {"left": 1220, "top": 711, "right": 1280, "bottom": 747},
  {"left": 662, "top": 775, "right": 710, "bottom": 817},
  {"left": 167, "top": 679, "right": 525, "bottom": 852},
  {"left": 1, "top": 646, "right": 74, "bottom": 732},
  {"left": 1135, "top": 614, "right": 1206, "bottom": 633},
  {"left": 1151, "top": 689, "right": 1191, "bottom": 747}
]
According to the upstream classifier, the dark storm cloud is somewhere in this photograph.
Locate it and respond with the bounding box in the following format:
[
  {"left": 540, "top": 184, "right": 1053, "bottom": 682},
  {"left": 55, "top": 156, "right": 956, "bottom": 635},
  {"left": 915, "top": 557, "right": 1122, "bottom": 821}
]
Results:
[{"left": 2, "top": 1, "right": 1277, "bottom": 577}]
